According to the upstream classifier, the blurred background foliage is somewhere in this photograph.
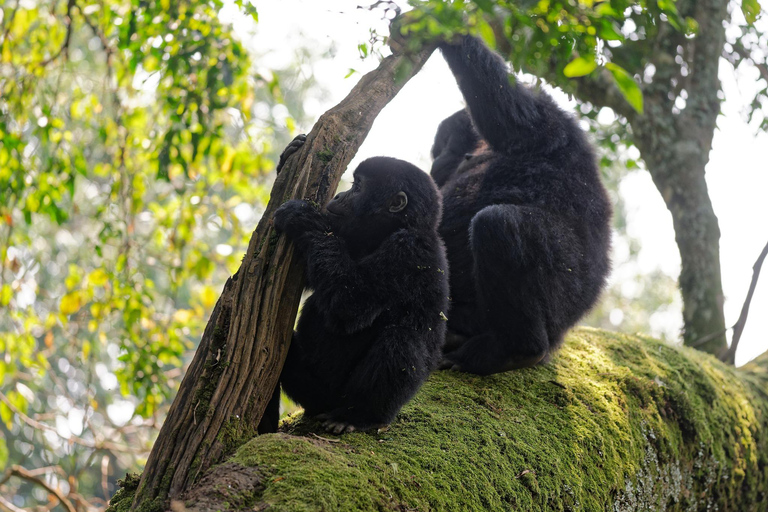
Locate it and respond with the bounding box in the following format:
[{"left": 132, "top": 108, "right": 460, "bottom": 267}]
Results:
[
  {"left": 1, "top": 0, "right": 764, "bottom": 508},
  {"left": 0, "top": 0, "right": 320, "bottom": 506}
]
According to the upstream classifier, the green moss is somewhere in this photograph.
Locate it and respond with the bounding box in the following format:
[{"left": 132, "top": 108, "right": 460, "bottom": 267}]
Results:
[
  {"left": 105, "top": 473, "right": 140, "bottom": 512},
  {"left": 219, "top": 417, "right": 258, "bottom": 459},
  {"left": 266, "top": 230, "right": 279, "bottom": 259},
  {"left": 194, "top": 329, "right": 766, "bottom": 511},
  {"left": 316, "top": 146, "right": 334, "bottom": 164}
]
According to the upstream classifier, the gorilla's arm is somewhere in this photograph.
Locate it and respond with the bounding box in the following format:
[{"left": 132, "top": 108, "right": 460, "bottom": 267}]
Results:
[
  {"left": 439, "top": 36, "right": 568, "bottom": 154},
  {"left": 303, "top": 229, "right": 425, "bottom": 333},
  {"left": 274, "top": 200, "right": 424, "bottom": 334}
]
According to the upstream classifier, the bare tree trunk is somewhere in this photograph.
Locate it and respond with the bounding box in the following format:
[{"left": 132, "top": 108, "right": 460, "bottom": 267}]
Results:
[
  {"left": 631, "top": 0, "right": 729, "bottom": 355},
  {"left": 635, "top": 134, "right": 727, "bottom": 355},
  {"left": 130, "top": 46, "right": 435, "bottom": 510}
]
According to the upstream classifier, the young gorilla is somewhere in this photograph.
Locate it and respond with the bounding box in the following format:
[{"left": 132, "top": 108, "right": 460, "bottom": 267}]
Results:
[
  {"left": 431, "top": 36, "right": 612, "bottom": 375},
  {"left": 272, "top": 153, "right": 449, "bottom": 434}
]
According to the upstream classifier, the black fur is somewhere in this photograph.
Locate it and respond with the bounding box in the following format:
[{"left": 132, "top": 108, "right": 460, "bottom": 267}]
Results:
[
  {"left": 271, "top": 155, "right": 449, "bottom": 433},
  {"left": 432, "top": 36, "right": 612, "bottom": 375}
]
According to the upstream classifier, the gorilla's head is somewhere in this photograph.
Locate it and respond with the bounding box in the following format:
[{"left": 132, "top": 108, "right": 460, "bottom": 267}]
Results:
[{"left": 325, "top": 157, "right": 441, "bottom": 257}]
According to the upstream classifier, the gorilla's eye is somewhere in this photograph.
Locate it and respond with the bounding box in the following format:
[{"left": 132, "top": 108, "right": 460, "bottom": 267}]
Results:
[{"left": 463, "top": 153, "right": 473, "bottom": 160}]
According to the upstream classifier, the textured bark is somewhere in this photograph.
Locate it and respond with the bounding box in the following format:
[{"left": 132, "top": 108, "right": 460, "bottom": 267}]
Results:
[
  {"left": 129, "top": 46, "right": 435, "bottom": 510},
  {"left": 105, "top": 330, "right": 768, "bottom": 512}
]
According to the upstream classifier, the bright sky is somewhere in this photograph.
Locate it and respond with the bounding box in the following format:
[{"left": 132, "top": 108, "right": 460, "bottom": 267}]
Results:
[{"left": 240, "top": 1, "right": 767, "bottom": 365}]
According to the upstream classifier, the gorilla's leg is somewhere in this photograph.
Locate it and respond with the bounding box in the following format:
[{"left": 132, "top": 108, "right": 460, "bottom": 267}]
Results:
[
  {"left": 443, "top": 204, "right": 577, "bottom": 375},
  {"left": 279, "top": 333, "right": 335, "bottom": 418},
  {"left": 319, "top": 330, "right": 433, "bottom": 434},
  {"left": 256, "top": 384, "right": 281, "bottom": 434}
]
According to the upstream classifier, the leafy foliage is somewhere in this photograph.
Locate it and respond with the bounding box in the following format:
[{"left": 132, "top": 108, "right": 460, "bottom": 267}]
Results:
[
  {"left": 394, "top": 0, "right": 696, "bottom": 113},
  {"left": 0, "top": 0, "right": 313, "bottom": 505}
]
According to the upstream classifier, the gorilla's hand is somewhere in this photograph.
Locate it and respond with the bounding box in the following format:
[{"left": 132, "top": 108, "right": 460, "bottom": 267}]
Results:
[
  {"left": 274, "top": 199, "right": 327, "bottom": 240},
  {"left": 276, "top": 134, "right": 307, "bottom": 174}
]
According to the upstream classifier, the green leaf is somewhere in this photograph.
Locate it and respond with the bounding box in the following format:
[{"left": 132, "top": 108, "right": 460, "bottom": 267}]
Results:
[
  {"left": 598, "top": 21, "right": 624, "bottom": 42},
  {"left": 0, "top": 434, "right": 7, "bottom": 469},
  {"left": 685, "top": 17, "right": 699, "bottom": 35},
  {"left": 0, "top": 284, "right": 11, "bottom": 306},
  {"left": 60, "top": 291, "right": 84, "bottom": 315},
  {"left": 606, "top": 63, "right": 643, "bottom": 114},
  {"left": 476, "top": 19, "right": 497, "bottom": 49},
  {"left": 742, "top": 0, "right": 761, "bottom": 24},
  {"left": 563, "top": 56, "right": 598, "bottom": 77}
]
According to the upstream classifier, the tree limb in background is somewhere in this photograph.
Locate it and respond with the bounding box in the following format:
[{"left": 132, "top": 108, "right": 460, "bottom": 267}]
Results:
[
  {"left": 720, "top": 239, "right": 768, "bottom": 365},
  {"left": 0, "top": 391, "right": 132, "bottom": 453},
  {"left": 0, "top": 465, "right": 76, "bottom": 512},
  {"left": 129, "top": 43, "right": 436, "bottom": 509}
]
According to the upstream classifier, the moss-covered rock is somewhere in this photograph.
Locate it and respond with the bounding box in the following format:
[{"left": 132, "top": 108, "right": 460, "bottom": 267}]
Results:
[{"left": 127, "top": 329, "right": 768, "bottom": 511}]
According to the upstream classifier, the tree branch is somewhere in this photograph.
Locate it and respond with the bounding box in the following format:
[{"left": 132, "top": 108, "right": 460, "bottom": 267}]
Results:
[
  {"left": 0, "top": 466, "right": 76, "bottom": 512},
  {"left": 728, "top": 41, "right": 768, "bottom": 83},
  {"left": 165, "top": 330, "right": 768, "bottom": 511},
  {"left": 39, "top": 0, "right": 75, "bottom": 67},
  {"left": 489, "top": 16, "right": 638, "bottom": 120},
  {"left": 0, "top": 391, "right": 132, "bottom": 453},
  {"left": 720, "top": 239, "right": 768, "bottom": 364}
]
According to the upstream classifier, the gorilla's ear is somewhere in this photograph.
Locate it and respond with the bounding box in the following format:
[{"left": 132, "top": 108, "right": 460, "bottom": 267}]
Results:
[{"left": 389, "top": 191, "right": 408, "bottom": 213}]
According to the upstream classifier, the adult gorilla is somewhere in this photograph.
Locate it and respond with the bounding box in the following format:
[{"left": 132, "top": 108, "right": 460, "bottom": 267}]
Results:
[{"left": 431, "top": 35, "right": 612, "bottom": 375}]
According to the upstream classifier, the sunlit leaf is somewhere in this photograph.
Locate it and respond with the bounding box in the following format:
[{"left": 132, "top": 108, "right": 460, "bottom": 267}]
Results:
[
  {"left": 60, "top": 291, "right": 84, "bottom": 315},
  {"left": 605, "top": 63, "right": 644, "bottom": 114},
  {"left": 742, "top": 0, "right": 761, "bottom": 23},
  {"left": 88, "top": 268, "right": 109, "bottom": 286},
  {"left": 173, "top": 309, "right": 194, "bottom": 323},
  {"left": 0, "top": 285, "right": 11, "bottom": 306},
  {"left": 200, "top": 286, "right": 217, "bottom": 309},
  {"left": 564, "top": 56, "right": 598, "bottom": 77},
  {"left": 0, "top": 433, "right": 7, "bottom": 468}
]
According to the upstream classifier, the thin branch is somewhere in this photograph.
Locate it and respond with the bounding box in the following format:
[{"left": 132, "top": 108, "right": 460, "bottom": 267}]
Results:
[
  {"left": 0, "top": 0, "right": 20, "bottom": 49},
  {"left": 488, "top": 16, "right": 638, "bottom": 120},
  {"left": 76, "top": 4, "right": 116, "bottom": 60},
  {"left": 690, "top": 327, "right": 730, "bottom": 348},
  {"left": 0, "top": 465, "right": 76, "bottom": 512},
  {"left": 0, "top": 391, "right": 132, "bottom": 453},
  {"left": 720, "top": 240, "right": 768, "bottom": 364},
  {"left": 0, "top": 495, "right": 24, "bottom": 512},
  {"left": 39, "top": 0, "right": 76, "bottom": 67}
]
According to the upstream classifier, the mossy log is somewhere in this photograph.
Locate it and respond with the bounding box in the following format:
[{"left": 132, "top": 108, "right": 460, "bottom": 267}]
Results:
[{"left": 110, "top": 329, "right": 768, "bottom": 511}]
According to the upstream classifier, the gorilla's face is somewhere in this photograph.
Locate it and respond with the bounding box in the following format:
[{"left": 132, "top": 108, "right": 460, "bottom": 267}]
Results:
[{"left": 325, "top": 162, "right": 409, "bottom": 258}]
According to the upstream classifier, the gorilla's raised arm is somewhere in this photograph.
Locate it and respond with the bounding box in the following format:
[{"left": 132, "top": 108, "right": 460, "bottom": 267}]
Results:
[{"left": 439, "top": 36, "right": 570, "bottom": 154}]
